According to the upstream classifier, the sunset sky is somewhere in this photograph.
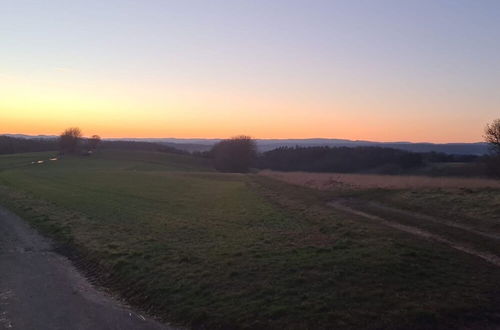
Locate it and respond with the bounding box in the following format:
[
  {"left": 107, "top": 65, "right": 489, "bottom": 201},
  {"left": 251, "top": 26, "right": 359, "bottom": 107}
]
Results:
[{"left": 1, "top": 0, "right": 499, "bottom": 142}]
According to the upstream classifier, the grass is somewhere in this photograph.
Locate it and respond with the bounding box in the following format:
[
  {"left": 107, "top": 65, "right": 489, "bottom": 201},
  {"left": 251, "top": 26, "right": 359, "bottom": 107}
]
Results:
[
  {"left": 0, "top": 150, "right": 499, "bottom": 329},
  {"left": 363, "top": 188, "right": 500, "bottom": 233},
  {"left": 0, "top": 151, "right": 58, "bottom": 171},
  {"left": 261, "top": 170, "right": 500, "bottom": 244}
]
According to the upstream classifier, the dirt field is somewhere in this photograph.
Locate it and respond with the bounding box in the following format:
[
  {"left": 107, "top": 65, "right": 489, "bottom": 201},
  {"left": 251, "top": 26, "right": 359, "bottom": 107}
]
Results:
[{"left": 260, "top": 170, "right": 500, "bottom": 190}]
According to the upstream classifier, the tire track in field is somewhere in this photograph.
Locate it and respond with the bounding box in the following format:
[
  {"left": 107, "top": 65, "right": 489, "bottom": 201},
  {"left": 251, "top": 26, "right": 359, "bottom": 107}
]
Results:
[
  {"left": 366, "top": 201, "right": 500, "bottom": 241},
  {"left": 328, "top": 200, "right": 500, "bottom": 267}
]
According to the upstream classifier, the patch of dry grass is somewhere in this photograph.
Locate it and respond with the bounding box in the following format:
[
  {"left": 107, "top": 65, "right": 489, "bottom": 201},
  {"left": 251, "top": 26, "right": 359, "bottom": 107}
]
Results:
[{"left": 260, "top": 170, "right": 500, "bottom": 190}]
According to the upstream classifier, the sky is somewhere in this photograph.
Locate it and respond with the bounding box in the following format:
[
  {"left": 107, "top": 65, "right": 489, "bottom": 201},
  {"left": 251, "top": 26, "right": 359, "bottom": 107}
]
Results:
[{"left": 1, "top": 0, "right": 499, "bottom": 142}]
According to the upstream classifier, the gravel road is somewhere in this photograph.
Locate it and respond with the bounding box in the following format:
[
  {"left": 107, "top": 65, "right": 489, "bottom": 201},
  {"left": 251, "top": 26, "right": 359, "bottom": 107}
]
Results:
[{"left": 0, "top": 206, "right": 174, "bottom": 330}]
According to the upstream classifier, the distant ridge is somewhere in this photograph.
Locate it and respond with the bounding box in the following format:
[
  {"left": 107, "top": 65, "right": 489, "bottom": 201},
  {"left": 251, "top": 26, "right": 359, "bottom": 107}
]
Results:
[
  {"left": 2, "top": 134, "right": 58, "bottom": 140},
  {"left": 1, "top": 134, "right": 489, "bottom": 155}
]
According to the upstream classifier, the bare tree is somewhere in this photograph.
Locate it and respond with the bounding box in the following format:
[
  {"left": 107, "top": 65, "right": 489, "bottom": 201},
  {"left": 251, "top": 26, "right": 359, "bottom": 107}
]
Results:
[
  {"left": 59, "top": 127, "right": 82, "bottom": 154},
  {"left": 485, "top": 119, "right": 500, "bottom": 155},
  {"left": 88, "top": 135, "right": 101, "bottom": 150},
  {"left": 211, "top": 136, "right": 257, "bottom": 172}
]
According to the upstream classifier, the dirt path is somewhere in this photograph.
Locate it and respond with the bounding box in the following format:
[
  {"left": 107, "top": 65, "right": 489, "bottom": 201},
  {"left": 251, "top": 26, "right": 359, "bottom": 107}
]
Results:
[
  {"left": 0, "top": 206, "right": 175, "bottom": 330},
  {"left": 328, "top": 200, "right": 500, "bottom": 267},
  {"left": 365, "top": 201, "right": 500, "bottom": 241}
]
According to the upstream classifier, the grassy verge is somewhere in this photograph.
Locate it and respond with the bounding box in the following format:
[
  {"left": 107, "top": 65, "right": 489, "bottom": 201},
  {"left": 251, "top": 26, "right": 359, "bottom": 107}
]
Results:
[
  {"left": 0, "top": 151, "right": 499, "bottom": 329},
  {"left": 353, "top": 187, "right": 500, "bottom": 236}
]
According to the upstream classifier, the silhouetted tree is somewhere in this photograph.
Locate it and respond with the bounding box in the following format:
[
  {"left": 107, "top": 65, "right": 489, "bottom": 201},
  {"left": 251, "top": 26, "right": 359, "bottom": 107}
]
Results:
[
  {"left": 485, "top": 119, "right": 500, "bottom": 155},
  {"left": 59, "top": 127, "right": 82, "bottom": 154},
  {"left": 211, "top": 136, "right": 257, "bottom": 172},
  {"left": 88, "top": 135, "right": 101, "bottom": 150},
  {"left": 484, "top": 119, "right": 500, "bottom": 177}
]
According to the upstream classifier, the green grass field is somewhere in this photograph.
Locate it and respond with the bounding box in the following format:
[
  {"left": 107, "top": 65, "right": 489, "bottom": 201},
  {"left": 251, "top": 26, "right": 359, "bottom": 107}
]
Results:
[
  {"left": 361, "top": 187, "right": 500, "bottom": 234},
  {"left": 0, "top": 150, "right": 499, "bottom": 329}
]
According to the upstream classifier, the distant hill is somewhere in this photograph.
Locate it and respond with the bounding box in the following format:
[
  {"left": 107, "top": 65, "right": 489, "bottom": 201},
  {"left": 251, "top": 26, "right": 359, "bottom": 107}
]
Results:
[
  {"left": 1, "top": 134, "right": 489, "bottom": 155},
  {"left": 126, "top": 138, "right": 490, "bottom": 155},
  {"left": 255, "top": 139, "right": 489, "bottom": 155},
  {"left": 2, "top": 134, "right": 58, "bottom": 140}
]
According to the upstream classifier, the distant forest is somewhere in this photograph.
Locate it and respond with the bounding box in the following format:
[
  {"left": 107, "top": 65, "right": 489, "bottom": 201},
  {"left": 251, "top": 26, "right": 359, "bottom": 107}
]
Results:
[
  {"left": 0, "top": 136, "right": 58, "bottom": 154},
  {"left": 99, "top": 140, "right": 185, "bottom": 154},
  {"left": 256, "top": 146, "right": 479, "bottom": 173},
  {"left": 0, "top": 136, "right": 184, "bottom": 155}
]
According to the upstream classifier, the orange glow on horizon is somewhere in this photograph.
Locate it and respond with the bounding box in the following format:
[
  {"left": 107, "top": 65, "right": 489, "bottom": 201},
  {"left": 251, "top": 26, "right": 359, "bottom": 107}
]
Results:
[
  {"left": 1, "top": 113, "right": 486, "bottom": 143},
  {"left": 0, "top": 73, "right": 490, "bottom": 143}
]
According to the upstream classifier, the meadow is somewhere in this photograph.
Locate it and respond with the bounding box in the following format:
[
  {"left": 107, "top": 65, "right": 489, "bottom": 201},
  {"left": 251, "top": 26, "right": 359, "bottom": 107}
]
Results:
[
  {"left": 0, "top": 150, "right": 499, "bottom": 329},
  {"left": 260, "top": 170, "right": 500, "bottom": 235}
]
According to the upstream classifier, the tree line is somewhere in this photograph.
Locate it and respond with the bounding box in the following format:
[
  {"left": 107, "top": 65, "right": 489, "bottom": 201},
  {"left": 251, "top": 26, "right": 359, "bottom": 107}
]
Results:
[
  {"left": 204, "top": 138, "right": 428, "bottom": 173},
  {"left": 0, "top": 136, "right": 58, "bottom": 155},
  {"left": 0, "top": 127, "right": 185, "bottom": 155},
  {"left": 256, "top": 146, "right": 424, "bottom": 173},
  {"left": 207, "top": 118, "right": 500, "bottom": 175},
  {"left": 59, "top": 127, "right": 186, "bottom": 155}
]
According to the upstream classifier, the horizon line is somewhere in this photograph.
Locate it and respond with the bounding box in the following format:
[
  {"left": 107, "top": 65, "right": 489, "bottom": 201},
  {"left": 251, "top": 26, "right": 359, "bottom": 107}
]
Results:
[{"left": 0, "top": 133, "right": 486, "bottom": 145}]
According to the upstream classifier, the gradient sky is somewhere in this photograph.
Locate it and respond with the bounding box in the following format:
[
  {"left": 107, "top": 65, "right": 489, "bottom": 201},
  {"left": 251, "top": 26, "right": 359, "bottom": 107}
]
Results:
[{"left": 1, "top": 0, "right": 499, "bottom": 142}]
